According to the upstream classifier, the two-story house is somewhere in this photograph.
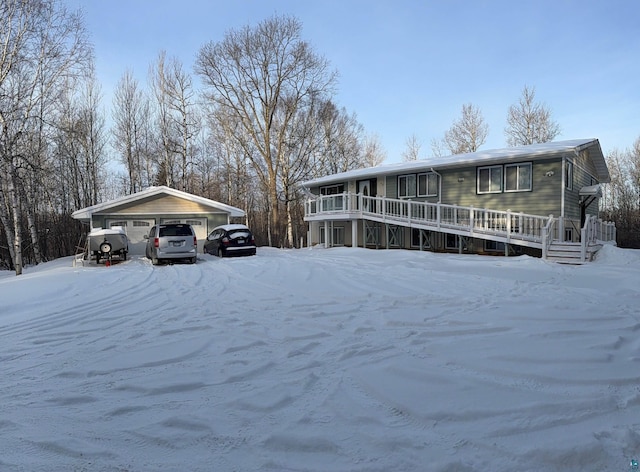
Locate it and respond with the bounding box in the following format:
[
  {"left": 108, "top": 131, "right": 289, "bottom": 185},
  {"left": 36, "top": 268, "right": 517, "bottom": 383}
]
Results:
[{"left": 301, "top": 139, "right": 616, "bottom": 263}]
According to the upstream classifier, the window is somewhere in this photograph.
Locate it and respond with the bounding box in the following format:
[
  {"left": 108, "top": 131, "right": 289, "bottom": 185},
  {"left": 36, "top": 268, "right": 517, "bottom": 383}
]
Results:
[
  {"left": 445, "top": 233, "right": 458, "bottom": 249},
  {"left": 565, "top": 160, "right": 573, "bottom": 190},
  {"left": 319, "top": 226, "right": 345, "bottom": 246},
  {"left": 485, "top": 240, "right": 505, "bottom": 252},
  {"left": 320, "top": 184, "right": 344, "bottom": 195},
  {"left": 320, "top": 184, "right": 345, "bottom": 211},
  {"left": 417, "top": 172, "right": 438, "bottom": 197},
  {"left": 411, "top": 228, "right": 431, "bottom": 248},
  {"left": 477, "top": 166, "right": 503, "bottom": 193},
  {"left": 398, "top": 174, "right": 416, "bottom": 198},
  {"left": 504, "top": 163, "right": 532, "bottom": 192}
]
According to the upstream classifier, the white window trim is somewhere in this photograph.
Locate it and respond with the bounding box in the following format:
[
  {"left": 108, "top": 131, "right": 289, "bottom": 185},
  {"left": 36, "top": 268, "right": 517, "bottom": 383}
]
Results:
[
  {"left": 320, "top": 184, "right": 345, "bottom": 196},
  {"left": 565, "top": 160, "right": 573, "bottom": 190},
  {"left": 417, "top": 172, "right": 438, "bottom": 197},
  {"left": 477, "top": 165, "right": 503, "bottom": 194},
  {"left": 504, "top": 162, "right": 532, "bottom": 192},
  {"left": 319, "top": 226, "right": 345, "bottom": 246},
  {"left": 398, "top": 174, "right": 416, "bottom": 198}
]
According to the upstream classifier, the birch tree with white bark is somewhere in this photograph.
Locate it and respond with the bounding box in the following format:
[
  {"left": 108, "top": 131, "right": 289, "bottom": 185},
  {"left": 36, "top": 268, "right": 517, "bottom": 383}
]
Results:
[{"left": 0, "top": 0, "right": 91, "bottom": 275}]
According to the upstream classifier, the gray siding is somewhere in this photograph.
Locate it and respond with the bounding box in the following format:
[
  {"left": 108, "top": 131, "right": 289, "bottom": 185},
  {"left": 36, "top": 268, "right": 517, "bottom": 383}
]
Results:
[
  {"left": 383, "top": 158, "right": 564, "bottom": 217},
  {"left": 565, "top": 150, "right": 601, "bottom": 220}
]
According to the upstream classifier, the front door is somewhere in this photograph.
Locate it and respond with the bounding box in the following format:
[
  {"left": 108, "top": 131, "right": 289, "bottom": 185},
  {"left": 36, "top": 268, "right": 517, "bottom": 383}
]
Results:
[{"left": 358, "top": 180, "right": 371, "bottom": 211}]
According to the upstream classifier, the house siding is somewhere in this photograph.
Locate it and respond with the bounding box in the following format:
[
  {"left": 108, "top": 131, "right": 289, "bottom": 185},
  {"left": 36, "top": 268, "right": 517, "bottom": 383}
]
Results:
[
  {"left": 94, "top": 194, "right": 218, "bottom": 215},
  {"left": 384, "top": 158, "right": 563, "bottom": 217},
  {"left": 564, "top": 150, "right": 601, "bottom": 221}
]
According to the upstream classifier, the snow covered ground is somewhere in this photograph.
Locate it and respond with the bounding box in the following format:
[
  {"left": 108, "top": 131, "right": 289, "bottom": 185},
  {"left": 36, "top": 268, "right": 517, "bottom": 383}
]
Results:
[{"left": 1, "top": 245, "right": 639, "bottom": 472}]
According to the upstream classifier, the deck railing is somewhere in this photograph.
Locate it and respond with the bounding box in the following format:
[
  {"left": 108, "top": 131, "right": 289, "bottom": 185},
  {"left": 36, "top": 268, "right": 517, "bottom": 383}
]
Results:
[
  {"left": 304, "top": 192, "right": 617, "bottom": 250},
  {"left": 306, "top": 193, "right": 550, "bottom": 244}
]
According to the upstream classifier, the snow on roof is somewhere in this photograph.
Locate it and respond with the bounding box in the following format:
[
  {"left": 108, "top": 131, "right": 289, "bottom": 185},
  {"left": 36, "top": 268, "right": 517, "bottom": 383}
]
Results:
[
  {"left": 301, "top": 139, "right": 608, "bottom": 187},
  {"left": 72, "top": 186, "right": 245, "bottom": 220}
]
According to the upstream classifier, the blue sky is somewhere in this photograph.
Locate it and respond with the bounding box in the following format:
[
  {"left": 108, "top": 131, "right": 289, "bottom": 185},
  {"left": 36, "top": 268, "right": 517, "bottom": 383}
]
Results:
[{"left": 64, "top": 0, "right": 640, "bottom": 162}]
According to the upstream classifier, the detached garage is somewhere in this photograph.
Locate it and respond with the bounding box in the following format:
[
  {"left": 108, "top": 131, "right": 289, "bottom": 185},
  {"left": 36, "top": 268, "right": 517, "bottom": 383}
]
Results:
[{"left": 72, "top": 186, "right": 246, "bottom": 255}]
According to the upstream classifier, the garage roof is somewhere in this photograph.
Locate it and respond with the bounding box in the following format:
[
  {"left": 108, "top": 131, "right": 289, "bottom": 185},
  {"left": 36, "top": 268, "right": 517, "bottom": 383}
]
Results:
[{"left": 72, "top": 186, "right": 246, "bottom": 221}]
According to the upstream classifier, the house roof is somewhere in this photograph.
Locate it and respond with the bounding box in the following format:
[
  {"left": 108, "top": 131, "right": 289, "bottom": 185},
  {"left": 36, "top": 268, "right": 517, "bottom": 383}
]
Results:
[
  {"left": 71, "top": 186, "right": 245, "bottom": 221},
  {"left": 301, "top": 139, "right": 610, "bottom": 187}
]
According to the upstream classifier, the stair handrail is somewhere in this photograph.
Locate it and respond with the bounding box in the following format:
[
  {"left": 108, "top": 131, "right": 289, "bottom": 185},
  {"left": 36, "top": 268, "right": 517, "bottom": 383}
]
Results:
[{"left": 541, "top": 215, "right": 555, "bottom": 259}]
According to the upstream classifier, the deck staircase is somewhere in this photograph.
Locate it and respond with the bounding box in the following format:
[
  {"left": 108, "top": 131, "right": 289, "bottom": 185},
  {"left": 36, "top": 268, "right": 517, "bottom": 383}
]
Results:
[{"left": 546, "top": 242, "right": 592, "bottom": 264}]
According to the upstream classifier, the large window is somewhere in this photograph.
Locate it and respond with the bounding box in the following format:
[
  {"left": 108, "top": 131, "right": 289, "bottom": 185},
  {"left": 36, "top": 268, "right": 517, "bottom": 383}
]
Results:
[
  {"left": 477, "top": 166, "right": 503, "bottom": 194},
  {"left": 417, "top": 172, "right": 438, "bottom": 197},
  {"left": 398, "top": 174, "right": 416, "bottom": 198},
  {"left": 320, "top": 184, "right": 345, "bottom": 211},
  {"left": 319, "top": 226, "right": 344, "bottom": 246},
  {"left": 320, "top": 184, "right": 344, "bottom": 195},
  {"left": 504, "top": 163, "right": 532, "bottom": 192}
]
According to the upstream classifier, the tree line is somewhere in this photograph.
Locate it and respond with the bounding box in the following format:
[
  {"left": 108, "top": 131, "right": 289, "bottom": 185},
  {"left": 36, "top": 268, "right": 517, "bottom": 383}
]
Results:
[{"left": 1, "top": 1, "right": 638, "bottom": 275}]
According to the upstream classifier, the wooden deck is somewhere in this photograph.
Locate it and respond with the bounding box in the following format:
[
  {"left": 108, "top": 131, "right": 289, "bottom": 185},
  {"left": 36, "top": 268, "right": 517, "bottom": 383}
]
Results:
[{"left": 304, "top": 193, "right": 617, "bottom": 263}]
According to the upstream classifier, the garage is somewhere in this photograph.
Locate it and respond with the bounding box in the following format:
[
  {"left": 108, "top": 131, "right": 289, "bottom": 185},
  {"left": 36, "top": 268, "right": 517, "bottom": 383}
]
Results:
[
  {"left": 73, "top": 186, "right": 245, "bottom": 256},
  {"left": 159, "top": 218, "right": 208, "bottom": 242},
  {"left": 106, "top": 219, "right": 155, "bottom": 255}
]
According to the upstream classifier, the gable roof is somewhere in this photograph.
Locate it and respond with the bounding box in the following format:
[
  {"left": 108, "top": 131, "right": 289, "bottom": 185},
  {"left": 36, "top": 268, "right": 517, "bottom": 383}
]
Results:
[
  {"left": 301, "top": 139, "right": 610, "bottom": 187},
  {"left": 72, "top": 186, "right": 245, "bottom": 221}
]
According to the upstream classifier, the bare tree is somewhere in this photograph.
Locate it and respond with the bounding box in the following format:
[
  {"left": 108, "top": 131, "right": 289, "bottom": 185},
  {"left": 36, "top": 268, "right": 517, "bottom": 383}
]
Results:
[
  {"left": 112, "top": 70, "right": 151, "bottom": 193},
  {"left": 435, "top": 103, "right": 488, "bottom": 155},
  {"left": 149, "top": 51, "right": 199, "bottom": 191},
  {"left": 195, "top": 14, "right": 337, "bottom": 247},
  {"left": 313, "top": 100, "right": 363, "bottom": 176},
  {"left": 52, "top": 69, "right": 106, "bottom": 211},
  {"left": 361, "top": 133, "right": 387, "bottom": 167},
  {"left": 430, "top": 137, "right": 448, "bottom": 158},
  {"left": 402, "top": 134, "right": 422, "bottom": 162},
  {"left": 0, "top": 0, "right": 91, "bottom": 275},
  {"left": 602, "top": 139, "right": 640, "bottom": 247},
  {"left": 505, "top": 85, "right": 560, "bottom": 146}
]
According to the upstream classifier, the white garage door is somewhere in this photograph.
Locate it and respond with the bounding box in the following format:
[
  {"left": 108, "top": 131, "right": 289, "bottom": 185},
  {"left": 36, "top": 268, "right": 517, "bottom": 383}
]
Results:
[{"left": 107, "top": 219, "right": 155, "bottom": 255}]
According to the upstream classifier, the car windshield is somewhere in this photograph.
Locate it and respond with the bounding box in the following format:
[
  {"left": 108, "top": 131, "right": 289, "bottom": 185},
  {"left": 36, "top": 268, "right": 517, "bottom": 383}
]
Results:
[{"left": 159, "top": 225, "right": 192, "bottom": 237}]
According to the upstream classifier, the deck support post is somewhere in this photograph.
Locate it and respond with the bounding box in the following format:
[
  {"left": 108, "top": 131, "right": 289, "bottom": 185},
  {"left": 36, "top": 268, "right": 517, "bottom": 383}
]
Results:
[
  {"left": 385, "top": 224, "right": 389, "bottom": 250},
  {"left": 323, "top": 220, "right": 329, "bottom": 248},
  {"left": 352, "top": 219, "right": 358, "bottom": 248}
]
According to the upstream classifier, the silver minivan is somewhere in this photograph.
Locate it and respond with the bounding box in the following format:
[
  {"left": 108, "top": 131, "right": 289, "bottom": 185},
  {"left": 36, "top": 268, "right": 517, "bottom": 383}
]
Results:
[{"left": 145, "top": 223, "right": 197, "bottom": 265}]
